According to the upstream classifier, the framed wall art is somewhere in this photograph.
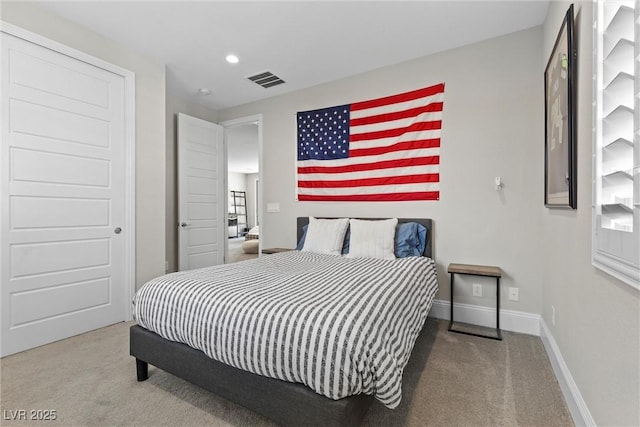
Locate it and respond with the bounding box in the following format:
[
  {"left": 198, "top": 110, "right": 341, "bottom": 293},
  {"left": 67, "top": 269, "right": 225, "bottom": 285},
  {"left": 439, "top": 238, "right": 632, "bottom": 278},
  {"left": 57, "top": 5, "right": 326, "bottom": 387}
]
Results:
[{"left": 544, "top": 4, "right": 577, "bottom": 209}]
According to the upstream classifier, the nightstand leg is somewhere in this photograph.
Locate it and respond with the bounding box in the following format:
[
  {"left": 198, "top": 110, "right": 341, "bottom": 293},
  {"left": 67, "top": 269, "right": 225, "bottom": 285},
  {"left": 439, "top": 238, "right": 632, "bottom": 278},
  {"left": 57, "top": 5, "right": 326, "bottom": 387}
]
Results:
[
  {"left": 449, "top": 273, "right": 455, "bottom": 331},
  {"left": 496, "top": 277, "right": 502, "bottom": 340},
  {"left": 496, "top": 277, "right": 500, "bottom": 329}
]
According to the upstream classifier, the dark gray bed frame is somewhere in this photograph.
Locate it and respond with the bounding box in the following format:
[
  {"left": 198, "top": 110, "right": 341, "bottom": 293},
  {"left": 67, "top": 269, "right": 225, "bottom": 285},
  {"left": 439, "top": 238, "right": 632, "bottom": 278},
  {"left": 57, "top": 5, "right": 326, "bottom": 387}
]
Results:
[{"left": 130, "top": 217, "right": 433, "bottom": 427}]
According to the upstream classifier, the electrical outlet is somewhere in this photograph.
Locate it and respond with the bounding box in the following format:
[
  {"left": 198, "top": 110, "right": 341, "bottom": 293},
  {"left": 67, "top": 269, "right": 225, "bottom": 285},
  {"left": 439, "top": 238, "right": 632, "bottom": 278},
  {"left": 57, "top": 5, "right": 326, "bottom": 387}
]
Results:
[
  {"left": 508, "top": 287, "right": 519, "bottom": 301},
  {"left": 472, "top": 284, "right": 482, "bottom": 297},
  {"left": 552, "top": 305, "right": 556, "bottom": 326}
]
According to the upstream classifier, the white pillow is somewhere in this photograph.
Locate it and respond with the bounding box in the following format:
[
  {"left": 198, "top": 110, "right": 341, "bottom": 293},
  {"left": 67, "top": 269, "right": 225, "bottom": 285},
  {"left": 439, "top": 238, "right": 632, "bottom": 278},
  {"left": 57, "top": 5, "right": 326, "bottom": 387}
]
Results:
[
  {"left": 346, "top": 218, "right": 398, "bottom": 260},
  {"left": 301, "top": 217, "right": 349, "bottom": 255}
]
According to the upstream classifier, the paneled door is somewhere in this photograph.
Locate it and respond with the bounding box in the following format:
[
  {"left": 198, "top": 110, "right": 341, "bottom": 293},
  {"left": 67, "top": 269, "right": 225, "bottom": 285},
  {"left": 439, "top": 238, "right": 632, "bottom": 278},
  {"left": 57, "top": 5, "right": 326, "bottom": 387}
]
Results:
[
  {"left": 177, "top": 113, "right": 225, "bottom": 270},
  {"left": 0, "top": 30, "right": 131, "bottom": 356}
]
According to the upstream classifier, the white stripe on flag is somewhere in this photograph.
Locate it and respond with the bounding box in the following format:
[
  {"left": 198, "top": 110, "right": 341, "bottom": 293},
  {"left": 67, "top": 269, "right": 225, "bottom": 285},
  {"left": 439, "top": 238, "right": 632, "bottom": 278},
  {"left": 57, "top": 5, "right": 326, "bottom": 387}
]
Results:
[
  {"left": 298, "top": 148, "right": 439, "bottom": 169},
  {"left": 349, "top": 92, "right": 444, "bottom": 119},
  {"left": 350, "top": 111, "right": 443, "bottom": 135},
  {"left": 348, "top": 130, "right": 441, "bottom": 150},
  {"left": 298, "top": 164, "right": 439, "bottom": 182}
]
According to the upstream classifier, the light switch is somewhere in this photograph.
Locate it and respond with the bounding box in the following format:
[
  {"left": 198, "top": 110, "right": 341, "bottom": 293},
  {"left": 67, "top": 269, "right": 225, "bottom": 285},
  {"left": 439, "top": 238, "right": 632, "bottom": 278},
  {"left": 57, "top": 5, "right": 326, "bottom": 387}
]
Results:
[{"left": 267, "top": 202, "right": 280, "bottom": 213}]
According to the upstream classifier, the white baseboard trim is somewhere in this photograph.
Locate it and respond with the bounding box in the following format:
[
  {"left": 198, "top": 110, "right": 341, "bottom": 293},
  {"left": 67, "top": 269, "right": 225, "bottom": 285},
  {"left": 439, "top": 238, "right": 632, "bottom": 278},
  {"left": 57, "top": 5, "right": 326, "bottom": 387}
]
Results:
[
  {"left": 428, "top": 299, "right": 540, "bottom": 336},
  {"left": 540, "top": 319, "right": 596, "bottom": 427}
]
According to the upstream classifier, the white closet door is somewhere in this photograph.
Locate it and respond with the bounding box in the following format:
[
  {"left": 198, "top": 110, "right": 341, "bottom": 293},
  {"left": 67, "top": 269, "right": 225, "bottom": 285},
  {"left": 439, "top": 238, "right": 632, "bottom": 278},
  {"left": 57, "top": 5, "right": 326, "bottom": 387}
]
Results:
[
  {"left": 177, "top": 113, "right": 225, "bottom": 270},
  {"left": 1, "top": 32, "right": 129, "bottom": 356}
]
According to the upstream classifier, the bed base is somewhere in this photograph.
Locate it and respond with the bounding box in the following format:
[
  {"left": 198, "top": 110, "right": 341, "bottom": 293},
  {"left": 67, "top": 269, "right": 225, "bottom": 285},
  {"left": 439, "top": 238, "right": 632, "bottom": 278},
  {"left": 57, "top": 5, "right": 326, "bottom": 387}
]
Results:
[{"left": 130, "top": 325, "right": 373, "bottom": 426}]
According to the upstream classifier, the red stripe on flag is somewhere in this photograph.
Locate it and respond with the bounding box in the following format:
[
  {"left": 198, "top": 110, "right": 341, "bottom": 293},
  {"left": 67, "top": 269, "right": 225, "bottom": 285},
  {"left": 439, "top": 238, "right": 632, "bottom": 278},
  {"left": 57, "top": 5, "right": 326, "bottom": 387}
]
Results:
[
  {"left": 350, "top": 121, "right": 441, "bottom": 142},
  {"left": 297, "top": 156, "right": 439, "bottom": 175},
  {"left": 298, "top": 173, "right": 439, "bottom": 189},
  {"left": 350, "top": 102, "right": 443, "bottom": 127},
  {"left": 350, "top": 83, "right": 445, "bottom": 112},
  {"left": 298, "top": 192, "right": 440, "bottom": 202},
  {"left": 349, "top": 139, "right": 440, "bottom": 158}
]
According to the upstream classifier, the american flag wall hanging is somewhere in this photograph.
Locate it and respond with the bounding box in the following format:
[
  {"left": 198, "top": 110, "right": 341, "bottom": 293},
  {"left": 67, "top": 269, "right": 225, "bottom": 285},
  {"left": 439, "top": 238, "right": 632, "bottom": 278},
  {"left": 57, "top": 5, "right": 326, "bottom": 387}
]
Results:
[{"left": 296, "top": 83, "right": 445, "bottom": 202}]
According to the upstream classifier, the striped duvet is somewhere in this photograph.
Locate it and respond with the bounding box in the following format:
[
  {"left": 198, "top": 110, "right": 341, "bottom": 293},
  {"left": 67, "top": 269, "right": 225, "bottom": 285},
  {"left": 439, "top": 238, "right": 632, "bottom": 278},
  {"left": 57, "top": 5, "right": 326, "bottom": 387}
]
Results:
[{"left": 133, "top": 251, "right": 438, "bottom": 408}]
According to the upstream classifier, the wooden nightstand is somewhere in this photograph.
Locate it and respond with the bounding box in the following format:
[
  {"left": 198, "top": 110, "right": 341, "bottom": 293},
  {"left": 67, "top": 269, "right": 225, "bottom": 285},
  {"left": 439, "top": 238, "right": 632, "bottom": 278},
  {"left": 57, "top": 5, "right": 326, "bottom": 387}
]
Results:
[
  {"left": 261, "top": 248, "right": 294, "bottom": 254},
  {"left": 448, "top": 263, "right": 503, "bottom": 340}
]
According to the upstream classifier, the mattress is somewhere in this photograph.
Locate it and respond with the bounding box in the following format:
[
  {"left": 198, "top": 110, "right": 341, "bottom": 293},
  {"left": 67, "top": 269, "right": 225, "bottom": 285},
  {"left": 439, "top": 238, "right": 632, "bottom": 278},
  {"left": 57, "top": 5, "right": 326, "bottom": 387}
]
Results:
[{"left": 132, "top": 251, "right": 438, "bottom": 408}]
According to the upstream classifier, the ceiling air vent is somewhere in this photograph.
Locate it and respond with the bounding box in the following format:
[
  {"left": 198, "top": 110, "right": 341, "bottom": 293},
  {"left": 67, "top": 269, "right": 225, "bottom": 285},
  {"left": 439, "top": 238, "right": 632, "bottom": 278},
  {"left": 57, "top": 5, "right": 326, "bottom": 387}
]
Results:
[{"left": 247, "top": 71, "right": 285, "bottom": 88}]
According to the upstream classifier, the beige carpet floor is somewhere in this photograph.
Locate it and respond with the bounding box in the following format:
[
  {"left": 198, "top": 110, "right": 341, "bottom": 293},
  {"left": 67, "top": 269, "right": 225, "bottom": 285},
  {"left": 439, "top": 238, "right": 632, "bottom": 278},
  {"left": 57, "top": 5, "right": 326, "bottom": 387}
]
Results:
[
  {"left": 227, "top": 237, "right": 258, "bottom": 263},
  {"left": 0, "top": 319, "right": 572, "bottom": 427}
]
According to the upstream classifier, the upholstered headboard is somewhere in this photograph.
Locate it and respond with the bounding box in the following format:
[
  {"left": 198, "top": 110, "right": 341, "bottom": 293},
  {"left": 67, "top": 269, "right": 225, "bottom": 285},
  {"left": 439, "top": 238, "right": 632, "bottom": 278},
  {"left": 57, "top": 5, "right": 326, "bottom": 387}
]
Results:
[{"left": 296, "top": 217, "right": 433, "bottom": 259}]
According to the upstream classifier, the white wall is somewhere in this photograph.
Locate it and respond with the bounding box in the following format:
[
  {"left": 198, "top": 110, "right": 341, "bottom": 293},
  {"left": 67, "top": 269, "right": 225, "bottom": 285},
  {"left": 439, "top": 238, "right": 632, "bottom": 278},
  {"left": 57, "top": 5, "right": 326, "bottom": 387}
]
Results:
[
  {"left": 165, "top": 95, "right": 218, "bottom": 272},
  {"left": 541, "top": 2, "right": 639, "bottom": 426},
  {"left": 218, "top": 27, "right": 544, "bottom": 315},
  {"left": 1, "top": 2, "right": 166, "bottom": 287},
  {"left": 228, "top": 172, "right": 247, "bottom": 198},
  {"left": 246, "top": 173, "right": 259, "bottom": 228}
]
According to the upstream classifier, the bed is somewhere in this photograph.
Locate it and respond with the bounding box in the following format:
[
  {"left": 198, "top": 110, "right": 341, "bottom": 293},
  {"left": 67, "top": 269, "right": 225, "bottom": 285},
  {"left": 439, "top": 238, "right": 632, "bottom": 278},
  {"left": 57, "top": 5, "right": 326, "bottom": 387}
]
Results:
[{"left": 130, "top": 217, "right": 436, "bottom": 426}]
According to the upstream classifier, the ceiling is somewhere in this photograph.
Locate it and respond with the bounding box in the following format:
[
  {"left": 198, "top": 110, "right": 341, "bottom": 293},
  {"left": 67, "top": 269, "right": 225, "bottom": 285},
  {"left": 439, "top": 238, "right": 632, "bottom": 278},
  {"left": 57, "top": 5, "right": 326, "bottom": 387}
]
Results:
[{"left": 34, "top": 1, "right": 550, "bottom": 112}]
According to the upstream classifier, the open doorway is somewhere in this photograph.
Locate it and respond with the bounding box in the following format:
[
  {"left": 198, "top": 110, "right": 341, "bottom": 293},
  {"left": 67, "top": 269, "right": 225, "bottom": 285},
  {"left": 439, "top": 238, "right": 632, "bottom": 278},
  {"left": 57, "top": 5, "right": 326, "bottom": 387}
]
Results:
[{"left": 221, "top": 115, "right": 262, "bottom": 263}]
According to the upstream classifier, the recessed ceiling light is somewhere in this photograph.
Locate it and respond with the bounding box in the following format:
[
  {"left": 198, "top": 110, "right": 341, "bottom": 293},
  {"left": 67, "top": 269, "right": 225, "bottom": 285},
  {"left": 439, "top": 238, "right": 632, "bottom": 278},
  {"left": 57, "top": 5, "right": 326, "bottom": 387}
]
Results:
[
  {"left": 198, "top": 88, "right": 211, "bottom": 95},
  {"left": 226, "top": 54, "right": 239, "bottom": 64}
]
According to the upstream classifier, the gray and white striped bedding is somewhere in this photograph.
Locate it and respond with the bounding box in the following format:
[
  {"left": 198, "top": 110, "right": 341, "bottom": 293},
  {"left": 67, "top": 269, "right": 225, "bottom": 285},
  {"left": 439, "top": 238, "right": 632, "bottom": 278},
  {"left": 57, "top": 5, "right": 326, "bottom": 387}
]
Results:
[{"left": 133, "top": 251, "right": 438, "bottom": 408}]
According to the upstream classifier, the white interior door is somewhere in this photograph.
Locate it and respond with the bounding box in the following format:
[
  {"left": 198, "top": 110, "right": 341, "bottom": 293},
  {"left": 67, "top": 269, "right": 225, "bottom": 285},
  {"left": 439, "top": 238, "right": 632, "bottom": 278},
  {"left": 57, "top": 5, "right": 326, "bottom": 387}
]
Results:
[
  {"left": 178, "top": 113, "right": 225, "bottom": 270},
  {"left": 1, "top": 31, "right": 131, "bottom": 356}
]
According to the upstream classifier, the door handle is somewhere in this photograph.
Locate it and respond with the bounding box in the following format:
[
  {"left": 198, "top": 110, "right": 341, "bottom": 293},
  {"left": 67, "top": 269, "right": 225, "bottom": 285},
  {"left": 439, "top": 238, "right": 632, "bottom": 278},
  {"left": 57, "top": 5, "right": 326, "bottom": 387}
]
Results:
[
  {"left": 180, "top": 222, "right": 189, "bottom": 228},
  {"left": 114, "top": 227, "right": 122, "bottom": 234}
]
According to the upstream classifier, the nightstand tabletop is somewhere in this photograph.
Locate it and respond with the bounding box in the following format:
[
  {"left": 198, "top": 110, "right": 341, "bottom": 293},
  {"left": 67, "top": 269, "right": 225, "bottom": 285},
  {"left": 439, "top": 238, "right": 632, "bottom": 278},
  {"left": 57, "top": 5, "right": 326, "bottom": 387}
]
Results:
[{"left": 447, "top": 263, "right": 502, "bottom": 278}]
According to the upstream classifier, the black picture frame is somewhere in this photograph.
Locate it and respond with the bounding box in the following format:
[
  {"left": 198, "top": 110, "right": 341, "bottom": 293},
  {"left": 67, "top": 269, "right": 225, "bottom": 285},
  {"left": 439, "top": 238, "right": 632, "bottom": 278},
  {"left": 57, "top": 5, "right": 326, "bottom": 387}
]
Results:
[{"left": 544, "top": 4, "right": 577, "bottom": 209}]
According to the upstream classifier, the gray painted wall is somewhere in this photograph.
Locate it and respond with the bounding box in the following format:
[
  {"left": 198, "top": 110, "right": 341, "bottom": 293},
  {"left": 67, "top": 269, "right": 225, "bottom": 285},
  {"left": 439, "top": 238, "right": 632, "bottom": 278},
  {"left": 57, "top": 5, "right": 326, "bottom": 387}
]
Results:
[
  {"left": 541, "top": 2, "right": 639, "bottom": 425},
  {"left": 219, "top": 27, "right": 545, "bottom": 315}
]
